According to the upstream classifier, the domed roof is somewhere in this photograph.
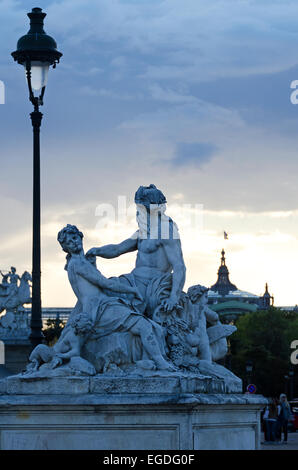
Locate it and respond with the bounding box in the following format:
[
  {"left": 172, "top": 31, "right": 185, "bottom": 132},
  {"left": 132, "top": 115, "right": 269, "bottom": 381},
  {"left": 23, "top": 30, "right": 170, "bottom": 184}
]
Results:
[{"left": 210, "top": 249, "right": 238, "bottom": 296}]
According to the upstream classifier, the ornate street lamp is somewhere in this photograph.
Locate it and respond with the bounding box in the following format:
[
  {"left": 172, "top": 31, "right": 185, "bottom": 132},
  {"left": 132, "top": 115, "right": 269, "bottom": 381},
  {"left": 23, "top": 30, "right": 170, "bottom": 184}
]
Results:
[{"left": 11, "top": 8, "right": 62, "bottom": 349}]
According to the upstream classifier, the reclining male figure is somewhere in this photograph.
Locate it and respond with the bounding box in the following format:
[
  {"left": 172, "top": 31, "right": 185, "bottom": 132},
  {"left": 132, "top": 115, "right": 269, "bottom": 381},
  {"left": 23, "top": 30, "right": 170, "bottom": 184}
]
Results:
[{"left": 57, "top": 224, "right": 175, "bottom": 372}]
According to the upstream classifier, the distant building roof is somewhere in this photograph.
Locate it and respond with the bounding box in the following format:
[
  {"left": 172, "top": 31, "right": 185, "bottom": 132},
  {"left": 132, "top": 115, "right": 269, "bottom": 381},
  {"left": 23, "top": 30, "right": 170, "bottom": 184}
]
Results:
[
  {"left": 208, "top": 289, "right": 259, "bottom": 300},
  {"left": 210, "top": 249, "right": 238, "bottom": 296},
  {"left": 208, "top": 249, "right": 274, "bottom": 319}
]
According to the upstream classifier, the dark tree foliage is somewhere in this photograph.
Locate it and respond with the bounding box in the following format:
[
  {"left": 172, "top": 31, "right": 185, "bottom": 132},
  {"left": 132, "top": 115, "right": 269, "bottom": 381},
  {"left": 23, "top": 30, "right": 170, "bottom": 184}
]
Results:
[
  {"left": 230, "top": 307, "right": 298, "bottom": 398},
  {"left": 43, "top": 317, "right": 65, "bottom": 346}
]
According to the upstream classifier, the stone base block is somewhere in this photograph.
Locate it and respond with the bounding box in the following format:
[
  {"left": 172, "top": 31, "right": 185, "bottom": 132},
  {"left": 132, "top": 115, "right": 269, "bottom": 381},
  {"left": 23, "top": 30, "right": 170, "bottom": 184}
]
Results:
[
  {"left": 0, "top": 371, "right": 240, "bottom": 395},
  {"left": 0, "top": 383, "right": 267, "bottom": 450}
]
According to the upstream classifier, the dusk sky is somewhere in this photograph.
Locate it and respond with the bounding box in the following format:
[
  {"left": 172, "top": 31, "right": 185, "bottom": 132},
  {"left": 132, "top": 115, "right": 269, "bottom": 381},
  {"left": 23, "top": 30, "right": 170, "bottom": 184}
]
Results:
[{"left": 1, "top": 0, "right": 298, "bottom": 307}]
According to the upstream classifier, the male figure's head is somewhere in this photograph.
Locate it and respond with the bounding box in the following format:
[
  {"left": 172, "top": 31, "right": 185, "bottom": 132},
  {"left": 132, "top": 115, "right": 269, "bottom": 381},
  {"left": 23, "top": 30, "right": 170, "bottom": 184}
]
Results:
[
  {"left": 58, "top": 225, "right": 84, "bottom": 255},
  {"left": 134, "top": 184, "right": 170, "bottom": 238},
  {"left": 11, "top": 267, "right": 16, "bottom": 274},
  {"left": 134, "top": 184, "right": 167, "bottom": 210}
]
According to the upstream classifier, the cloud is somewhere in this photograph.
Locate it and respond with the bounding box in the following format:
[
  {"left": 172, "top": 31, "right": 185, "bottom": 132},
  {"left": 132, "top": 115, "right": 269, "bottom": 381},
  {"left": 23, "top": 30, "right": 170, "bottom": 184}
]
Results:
[
  {"left": 4, "top": 0, "right": 298, "bottom": 88},
  {"left": 42, "top": 0, "right": 298, "bottom": 83},
  {"left": 171, "top": 142, "right": 218, "bottom": 167},
  {"left": 2, "top": 0, "right": 298, "bottom": 307},
  {"left": 79, "top": 85, "right": 144, "bottom": 100},
  {"left": 149, "top": 84, "right": 198, "bottom": 104}
]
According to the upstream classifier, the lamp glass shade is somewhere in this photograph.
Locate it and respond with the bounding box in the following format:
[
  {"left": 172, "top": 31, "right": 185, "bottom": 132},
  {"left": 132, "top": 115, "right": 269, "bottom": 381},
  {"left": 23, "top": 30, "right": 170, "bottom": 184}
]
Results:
[{"left": 24, "top": 61, "right": 50, "bottom": 91}]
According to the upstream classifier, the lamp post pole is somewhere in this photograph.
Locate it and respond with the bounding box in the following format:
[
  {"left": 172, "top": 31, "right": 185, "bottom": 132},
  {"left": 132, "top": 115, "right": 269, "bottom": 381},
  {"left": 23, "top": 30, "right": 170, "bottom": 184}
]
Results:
[
  {"left": 11, "top": 7, "right": 62, "bottom": 349},
  {"left": 30, "top": 107, "right": 43, "bottom": 348}
]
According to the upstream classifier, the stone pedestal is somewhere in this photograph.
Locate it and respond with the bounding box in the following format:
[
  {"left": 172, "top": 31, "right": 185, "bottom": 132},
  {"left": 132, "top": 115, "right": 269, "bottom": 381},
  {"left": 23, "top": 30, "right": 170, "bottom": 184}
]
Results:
[{"left": 0, "top": 375, "right": 267, "bottom": 450}]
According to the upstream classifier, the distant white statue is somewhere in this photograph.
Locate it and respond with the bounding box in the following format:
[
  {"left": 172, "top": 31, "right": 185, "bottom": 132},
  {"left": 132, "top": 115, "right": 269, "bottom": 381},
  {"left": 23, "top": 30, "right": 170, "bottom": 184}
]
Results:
[{"left": 0, "top": 268, "right": 31, "bottom": 334}]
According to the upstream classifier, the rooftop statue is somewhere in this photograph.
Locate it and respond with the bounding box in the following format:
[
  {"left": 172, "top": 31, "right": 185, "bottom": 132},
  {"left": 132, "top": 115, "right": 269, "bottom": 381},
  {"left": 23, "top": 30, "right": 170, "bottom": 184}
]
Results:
[{"left": 24, "top": 185, "right": 239, "bottom": 387}]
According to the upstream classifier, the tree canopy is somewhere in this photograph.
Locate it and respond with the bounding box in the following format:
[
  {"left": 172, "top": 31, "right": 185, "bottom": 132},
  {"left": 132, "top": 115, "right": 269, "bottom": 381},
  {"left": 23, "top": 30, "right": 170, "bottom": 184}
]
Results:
[
  {"left": 230, "top": 307, "right": 298, "bottom": 398},
  {"left": 43, "top": 317, "right": 66, "bottom": 347}
]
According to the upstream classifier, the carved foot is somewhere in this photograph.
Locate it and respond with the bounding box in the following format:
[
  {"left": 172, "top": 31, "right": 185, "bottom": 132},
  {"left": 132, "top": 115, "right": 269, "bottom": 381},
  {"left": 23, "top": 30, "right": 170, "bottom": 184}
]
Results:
[{"left": 155, "top": 357, "right": 176, "bottom": 372}]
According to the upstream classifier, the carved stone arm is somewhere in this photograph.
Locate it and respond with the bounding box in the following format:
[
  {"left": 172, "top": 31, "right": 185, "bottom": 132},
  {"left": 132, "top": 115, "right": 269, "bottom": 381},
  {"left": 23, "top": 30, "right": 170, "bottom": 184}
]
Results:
[
  {"left": 86, "top": 234, "right": 138, "bottom": 259},
  {"left": 163, "top": 239, "right": 186, "bottom": 301},
  {"left": 75, "top": 262, "right": 142, "bottom": 299}
]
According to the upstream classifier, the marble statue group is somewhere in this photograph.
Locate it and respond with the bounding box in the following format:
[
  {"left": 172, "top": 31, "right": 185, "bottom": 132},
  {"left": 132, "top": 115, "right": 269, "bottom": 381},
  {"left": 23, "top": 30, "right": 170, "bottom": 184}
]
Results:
[{"left": 25, "top": 185, "right": 238, "bottom": 384}]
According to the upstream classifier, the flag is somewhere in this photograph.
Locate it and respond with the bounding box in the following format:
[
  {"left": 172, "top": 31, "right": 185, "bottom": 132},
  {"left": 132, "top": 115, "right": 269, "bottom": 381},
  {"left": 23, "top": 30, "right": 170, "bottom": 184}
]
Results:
[{"left": 224, "top": 231, "right": 228, "bottom": 240}]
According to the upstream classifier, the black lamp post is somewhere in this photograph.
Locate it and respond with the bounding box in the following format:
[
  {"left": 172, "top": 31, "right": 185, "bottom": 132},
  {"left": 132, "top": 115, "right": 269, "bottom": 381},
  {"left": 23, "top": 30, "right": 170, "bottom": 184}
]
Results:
[{"left": 11, "top": 8, "right": 62, "bottom": 349}]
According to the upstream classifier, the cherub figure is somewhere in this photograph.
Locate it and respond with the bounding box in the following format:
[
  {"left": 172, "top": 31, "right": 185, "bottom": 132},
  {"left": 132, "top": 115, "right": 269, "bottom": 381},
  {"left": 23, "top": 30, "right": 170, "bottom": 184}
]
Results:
[
  {"left": 187, "top": 284, "right": 236, "bottom": 362},
  {"left": 26, "top": 312, "right": 93, "bottom": 373}
]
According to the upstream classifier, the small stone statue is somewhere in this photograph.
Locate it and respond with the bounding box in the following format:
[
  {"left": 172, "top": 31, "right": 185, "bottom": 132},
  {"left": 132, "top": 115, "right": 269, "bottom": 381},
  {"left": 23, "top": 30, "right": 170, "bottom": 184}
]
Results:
[
  {"left": 186, "top": 284, "right": 236, "bottom": 362},
  {"left": 25, "top": 313, "right": 96, "bottom": 376},
  {"left": 0, "top": 267, "right": 31, "bottom": 334}
]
